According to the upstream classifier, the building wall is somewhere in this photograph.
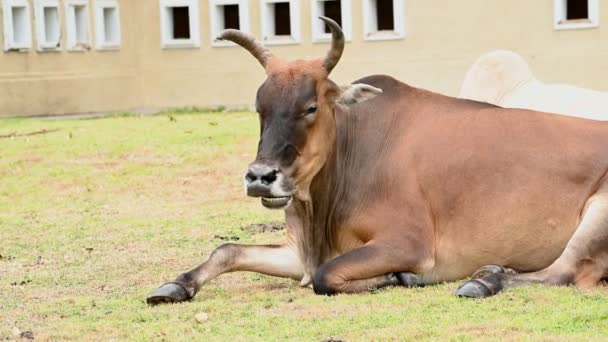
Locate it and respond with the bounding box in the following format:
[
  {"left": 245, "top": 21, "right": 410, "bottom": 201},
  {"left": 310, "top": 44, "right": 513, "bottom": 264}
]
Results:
[
  {"left": 1, "top": 0, "right": 607, "bottom": 117},
  {"left": 0, "top": 0, "right": 142, "bottom": 116}
]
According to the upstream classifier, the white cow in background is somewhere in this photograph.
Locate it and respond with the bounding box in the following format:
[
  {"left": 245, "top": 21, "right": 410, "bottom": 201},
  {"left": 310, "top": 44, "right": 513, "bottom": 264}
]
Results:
[{"left": 459, "top": 50, "right": 608, "bottom": 120}]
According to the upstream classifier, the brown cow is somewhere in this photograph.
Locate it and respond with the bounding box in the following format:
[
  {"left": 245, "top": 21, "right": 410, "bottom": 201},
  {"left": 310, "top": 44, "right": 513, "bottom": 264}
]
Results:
[{"left": 147, "top": 17, "right": 608, "bottom": 304}]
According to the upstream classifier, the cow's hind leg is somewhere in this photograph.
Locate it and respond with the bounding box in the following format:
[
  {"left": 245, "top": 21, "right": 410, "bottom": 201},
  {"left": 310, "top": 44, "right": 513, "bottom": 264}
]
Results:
[
  {"left": 313, "top": 243, "right": 432, "bottom": 295},
  {"left": 147, "top": 243, "right": 303, "bottom": 304},
  {"left": 457, "top": 193, "right": 608, "bottom": 298}
]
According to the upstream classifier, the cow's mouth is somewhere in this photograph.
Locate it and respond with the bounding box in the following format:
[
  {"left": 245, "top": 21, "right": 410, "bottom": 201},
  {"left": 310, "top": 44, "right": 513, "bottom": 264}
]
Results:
[{"left": 261, "top": 196, "right": 292, "bottom": 209}]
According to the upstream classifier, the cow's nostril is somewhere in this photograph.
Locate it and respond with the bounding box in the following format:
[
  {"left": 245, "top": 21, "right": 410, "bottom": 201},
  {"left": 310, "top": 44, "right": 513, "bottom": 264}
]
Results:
[
  {"left": 245, "top": 171, "right": 257, "bottom": 183},
  {"left": 261, "top": 170, "right": 278, "bottom": 185}
]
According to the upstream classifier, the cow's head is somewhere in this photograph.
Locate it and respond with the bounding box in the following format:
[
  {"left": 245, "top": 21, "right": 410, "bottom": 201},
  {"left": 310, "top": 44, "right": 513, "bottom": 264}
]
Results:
[{"left": 218, "top": 17, "right": 381, "bottom": 210}]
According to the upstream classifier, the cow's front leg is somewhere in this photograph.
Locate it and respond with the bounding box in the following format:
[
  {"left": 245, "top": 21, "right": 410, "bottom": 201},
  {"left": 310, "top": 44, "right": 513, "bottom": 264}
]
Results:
[
  {"left": 312, "top": 243, "right": 432, "bottom": 295},
  {"left": 147, "top": 243, "right": 303, "bottom": 304}
]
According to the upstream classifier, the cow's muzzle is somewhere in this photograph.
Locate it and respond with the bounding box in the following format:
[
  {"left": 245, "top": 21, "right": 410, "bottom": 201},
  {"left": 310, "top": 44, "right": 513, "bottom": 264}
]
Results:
[{"left": 244, "top": 163, "right": 293, "bottom": 209}]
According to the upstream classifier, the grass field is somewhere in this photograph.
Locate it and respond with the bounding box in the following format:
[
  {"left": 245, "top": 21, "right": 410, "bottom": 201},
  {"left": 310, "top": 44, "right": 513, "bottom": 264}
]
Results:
[{"left": 1, "top": 112, "right": 608, "bottom": 341}]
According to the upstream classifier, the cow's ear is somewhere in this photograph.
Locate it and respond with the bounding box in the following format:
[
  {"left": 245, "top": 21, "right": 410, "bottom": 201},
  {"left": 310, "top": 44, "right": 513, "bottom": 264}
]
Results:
[{"left": 337, "top": 84, "right": 383, "bottom": 106}]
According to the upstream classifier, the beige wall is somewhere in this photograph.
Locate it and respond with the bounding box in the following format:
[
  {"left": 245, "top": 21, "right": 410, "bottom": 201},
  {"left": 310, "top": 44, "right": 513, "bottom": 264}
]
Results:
[
  {"left": 0, "top": 1, "right": 142, "bottom": 116},
  {"left": 1, "top": 0, "right": 608, "bottom": 117}
]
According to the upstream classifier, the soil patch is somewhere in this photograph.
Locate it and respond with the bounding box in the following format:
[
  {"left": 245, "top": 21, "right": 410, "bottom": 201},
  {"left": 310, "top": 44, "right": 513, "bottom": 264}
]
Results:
[{"left": 242, "top": 221, "right": 285, "bottom": 234}]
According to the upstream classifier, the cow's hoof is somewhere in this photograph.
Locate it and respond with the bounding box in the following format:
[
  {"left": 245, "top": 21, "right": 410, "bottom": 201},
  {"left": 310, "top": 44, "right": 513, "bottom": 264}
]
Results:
[
  {"left": 146, "top": 282, "right": 191, "bottom": 305},
  {"left": 455, "top": 279, "right": 494, "bottom": 298},
  {"left": 395, "top": 272, "right": 422, "bottom": 287}
]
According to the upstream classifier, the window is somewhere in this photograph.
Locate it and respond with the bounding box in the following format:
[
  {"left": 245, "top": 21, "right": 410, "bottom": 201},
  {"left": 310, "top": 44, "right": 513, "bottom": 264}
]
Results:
[
  {"left": 260, "top": 0, "right": 300, "bottom": 45},
  {"left": 567, "top": 0, "right": 588, "bottom": 19},
  {"left": 94, "top": 0, "right": 121, "bottom": 49},
  {"left": 160, "top": 0, "right": 200, "bottom": 48},
  {"left": 65, "top": 0, "right": 91, "bottom": 50},
  {"left": 311, "top": 0, "right": 352, "bottom": 42},
  {"left": 223, "top": 5, "right": 239, "bottom": 28},
  {"left": 363, "top": 0, "right": 405, "bottom": 41},
  {"left": 554, "top": 0, "right": 599, "bottom": 30},
  {"left": 209, "top": 0, "right": 250, "bottom": 47},
  {"left": 172, "top": 7, "right": 190, "bottom": 38},
  {"left": 2, "top": 0, "right": 32, "bottom": 51},
  {"left": 34, "top": 0, "right": 61, "bottom": 50}
]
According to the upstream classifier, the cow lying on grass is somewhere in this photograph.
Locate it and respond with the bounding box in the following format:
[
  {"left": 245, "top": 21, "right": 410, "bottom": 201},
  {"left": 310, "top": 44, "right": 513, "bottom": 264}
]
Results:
[
  {"left": 459, "top": 50, "right": 608, "bottom": 120},
  {"left": 148, "top": 18, "right": 608, "bottom": 304}
]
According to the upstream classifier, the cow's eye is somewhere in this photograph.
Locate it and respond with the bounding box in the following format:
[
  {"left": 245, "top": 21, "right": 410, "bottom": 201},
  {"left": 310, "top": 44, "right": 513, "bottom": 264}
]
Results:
[{"left": 306, "top": 105, "right": 318, "bottom": 115}]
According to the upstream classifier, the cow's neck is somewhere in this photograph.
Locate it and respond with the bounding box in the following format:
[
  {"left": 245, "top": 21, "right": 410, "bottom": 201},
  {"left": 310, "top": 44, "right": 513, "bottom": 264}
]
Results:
[
  {"left": 290, "top": 145, "right": 337, "bottom": 283},
  {"left": 290, "top": 105, "right": 363, "bottom": 283}
]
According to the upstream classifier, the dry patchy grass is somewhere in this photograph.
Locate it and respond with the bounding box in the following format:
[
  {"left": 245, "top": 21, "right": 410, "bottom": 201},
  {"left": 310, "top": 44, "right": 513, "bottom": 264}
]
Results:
[{"left": 1, "top": 112, "right": 607, "bottom": 341}]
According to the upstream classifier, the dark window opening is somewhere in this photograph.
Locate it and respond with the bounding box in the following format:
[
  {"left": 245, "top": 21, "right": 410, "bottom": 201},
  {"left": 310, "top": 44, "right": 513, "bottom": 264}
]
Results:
[
  {"left": 172, "top": 6, "right": 191, "bottom": 39},
  {"left": 566, "top": 0, "right": 589, "bottom": 20},
  {"left": 323, "top": 1, "right": 342, "bottom": 33},
  {"left": 273, "top": 2, "right": 291, "bottom": 36},
  {"left": 223, "top": 4, "right": 240, "bottom": 29},
  {"left": 376, "top": 0, "right": 394, "bottom": 31}
]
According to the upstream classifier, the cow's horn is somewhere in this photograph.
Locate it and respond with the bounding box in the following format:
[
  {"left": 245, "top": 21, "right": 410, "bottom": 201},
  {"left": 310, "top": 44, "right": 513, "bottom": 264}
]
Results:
[
  {"left": 217, "top": 29, "right": 273, "bottom": 68},
  {"left": 319, "top": 16, "right": 345, "bottom": 74}
]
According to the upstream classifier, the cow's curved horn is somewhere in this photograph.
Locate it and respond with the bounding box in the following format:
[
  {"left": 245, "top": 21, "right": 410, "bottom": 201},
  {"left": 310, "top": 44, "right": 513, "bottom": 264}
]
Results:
[
  {"left": 217, "top": 29, "right": 273, "bottom": 68},
  {"left": 319, "top": 16, "right": 345, "bottom": 74}
]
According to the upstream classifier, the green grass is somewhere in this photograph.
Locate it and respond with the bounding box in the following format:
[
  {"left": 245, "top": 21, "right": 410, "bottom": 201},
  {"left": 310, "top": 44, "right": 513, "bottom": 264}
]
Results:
[{"left": 1, "top": 112, "right": 607, "bottom": 341}]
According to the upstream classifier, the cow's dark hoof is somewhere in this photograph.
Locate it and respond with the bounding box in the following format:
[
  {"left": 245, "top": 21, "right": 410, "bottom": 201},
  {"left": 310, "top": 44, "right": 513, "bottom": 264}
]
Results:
[
  {"left": 395, "top": 272, "right": 423, "bottom": 287},
  {"left": 455, "top": 279, "right": 494, "bottom": 298},
  {"left": 146, "top": 282, "right": 191, "bottom": 305},
  {"left": 471, "top": 265, "right": 513, "bottom": 279}
]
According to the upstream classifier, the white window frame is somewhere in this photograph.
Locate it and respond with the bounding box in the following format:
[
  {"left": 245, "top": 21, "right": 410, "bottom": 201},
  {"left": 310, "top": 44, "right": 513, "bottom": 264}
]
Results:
[
  {"left": 209, "top": 0, "right": 250, "bottom": 47},
  {"left": 311, "top": 0, "right": 352, "bottom": 43},
  {"left": 2, "top": 0, "right": 33, "bottom": 51},
  {"left": 34, "top": 0, "right": 62, "bottom": 51},
  {"left": 554, "top": 0, "right": 599, "bottom": 30},
  {"left": 93, "top": 0, "right": 121, "bottom": 49},
  {"left": 260, "top": 0, "right": 300, "bottom": 45},
  {"left": 363, "top": 0, "right": 405, "bottom": 41},
  {"left": 65, "top": 0, "right": 92, "bottom": 51},
  {"left": 159, "top": 0, "right": 200, "bottom": 49}
]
